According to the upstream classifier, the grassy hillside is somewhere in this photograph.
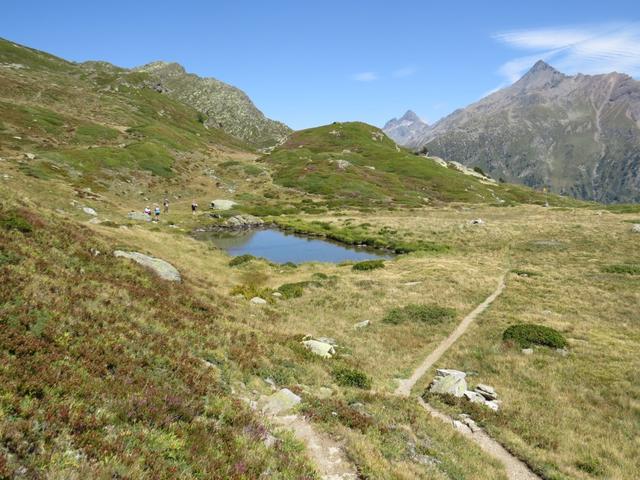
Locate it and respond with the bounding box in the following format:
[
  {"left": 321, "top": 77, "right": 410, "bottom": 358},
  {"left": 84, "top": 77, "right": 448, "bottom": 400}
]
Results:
[
  {"left": 0, "top": 38, "right": 249, "bottom": 188},
  {"left": 263, "top": 122, "right": 581, "bottom": 209}
]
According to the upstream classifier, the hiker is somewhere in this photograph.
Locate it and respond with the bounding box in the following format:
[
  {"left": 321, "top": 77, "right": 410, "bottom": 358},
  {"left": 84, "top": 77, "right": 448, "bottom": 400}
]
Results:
[
  {"left": 154, "top": 205, "right": 161, "bottom": 222},
  {"left": 144, "top": 206, "right": 151, "bottom": 217},
  {"left": 191, "top": 200, "right": 198, "bottom": 215},
  {"left": 163, "top": 197, "right": 169, "bottom": 213}
]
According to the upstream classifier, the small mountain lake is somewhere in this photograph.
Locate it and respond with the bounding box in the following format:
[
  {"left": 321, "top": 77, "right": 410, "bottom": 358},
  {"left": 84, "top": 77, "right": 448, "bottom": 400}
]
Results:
[{"left": 194, "top": 228, "right": 393, "bottom": 264}]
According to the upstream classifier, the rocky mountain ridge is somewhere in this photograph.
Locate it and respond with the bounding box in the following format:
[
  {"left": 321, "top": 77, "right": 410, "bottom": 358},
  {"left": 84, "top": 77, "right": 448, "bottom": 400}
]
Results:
[{"left": 385, "top": 61, "right": 640, "bottom": 203}]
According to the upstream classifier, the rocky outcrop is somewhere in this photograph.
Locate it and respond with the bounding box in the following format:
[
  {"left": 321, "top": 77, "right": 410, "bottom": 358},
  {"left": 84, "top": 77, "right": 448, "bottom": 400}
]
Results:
[
  {"left": 223, "top": 214, "right": 264, "bottom": 229},
  {"left": 302, "top": 336, "right": 336, "bottom": 358},
  {"left": 134, "top": 62, "right": 290, "bottom": 148},
  {"left": 429, "top": 370, "right": 501, "bottom": 411},
  {"left": 113, "top": 250, "right": 181, "bottom": 282}
]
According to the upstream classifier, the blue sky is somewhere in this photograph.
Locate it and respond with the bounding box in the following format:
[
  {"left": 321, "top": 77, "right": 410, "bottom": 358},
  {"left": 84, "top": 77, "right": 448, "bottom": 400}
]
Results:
[{"left": 3, "top": 1, "right": 640, "bottom": 129}]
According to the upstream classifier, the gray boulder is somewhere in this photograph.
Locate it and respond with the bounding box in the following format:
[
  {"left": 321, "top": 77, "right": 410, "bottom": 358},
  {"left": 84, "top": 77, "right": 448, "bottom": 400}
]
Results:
[
  {"left": 113, "top": 251, "right": 181, "bottom": 282},
  {"left": 82, "top": 207, "right": 97, "bottom": 216},
  {"left": 631, "top": 224, "right": 640, "bottom": 233},
  {"left": 463, "top": 390, "right": 486, "bottom": 404},
  {"left": 353, "top": 319, "right": 371, "bottom": 329},
  {"left": 250, "top": 297, "right": 267, "bottom": 305},
  {"left": 435, "top": 369, "right": 466, "bottom": 379}
]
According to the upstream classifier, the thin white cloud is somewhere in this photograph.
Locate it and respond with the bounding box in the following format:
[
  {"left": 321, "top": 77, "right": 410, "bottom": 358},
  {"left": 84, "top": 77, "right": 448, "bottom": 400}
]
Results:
[
  {"left": 351, "top": 71, "right": 378, "bottom": 82},
  {"left": 493, "top": 22, "right": 640, "bottom": 83},
  {"left": 392, "top": 66, "right": 417, "bottom": 78}
]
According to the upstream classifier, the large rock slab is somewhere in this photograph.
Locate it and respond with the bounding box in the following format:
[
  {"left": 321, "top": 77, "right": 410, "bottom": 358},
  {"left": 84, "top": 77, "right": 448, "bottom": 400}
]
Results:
[
  {"left": 260, "top": 388, "right": 301, "bottom": 416},
  {"left": 430, "top": 374, "right": 467, "bottom": 397},
  {"left": 114, "top": 251, "right": 181, "bottom": 282}
]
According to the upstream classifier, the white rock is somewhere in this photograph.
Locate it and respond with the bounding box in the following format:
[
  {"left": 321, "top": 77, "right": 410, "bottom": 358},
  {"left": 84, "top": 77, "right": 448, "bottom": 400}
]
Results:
[
  {"left": 210, "top": 199, "right": 238, "bottom": 210},
  {"left": 522, "top": 348, "right": 534, "bottom": 355},
  {"left": 82, "top": 207, "right": 97, "bottom": 216},
  {"left": 485, "top": 400, "right": 501, "bottom": 412},
  {"left": 302, "top": 339, "right": 335, "bottom": 358},
  {"left": 24, "top": 152, "right": 36, "bottom": 160},
  {"left": 272, "top": 292, "right": 283, "bottom": 298},
  {"left": 469, "top": 218, "right": 485, "bottom": 225},
  {"left": 250, "top": 297, "right": 267, "bottom": 305},
  {"left": 113, "top": 251, "right": 181, "bottom": 282},
  {"left": 353, "top": 319, "right": 370, "bottom": 329},
  {"left": 430, "top": 375, "right": 467, "bottom": 397},
  {"left": 631, "top": 224, "right": 640, "bottom": 233},
  {"left": 336, "top": 159, "right": 351, "bottom": 170}
]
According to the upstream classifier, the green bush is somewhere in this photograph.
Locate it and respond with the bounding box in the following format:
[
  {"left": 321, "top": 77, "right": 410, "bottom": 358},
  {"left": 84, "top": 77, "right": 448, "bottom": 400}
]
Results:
[
  {"left": 0, "top": 249, "right": 21, "bottom": 266},
  {"left": 332, "top": 367, "right": 372, "bottom": 389},
  {"left": 0, "top": 210, "right": 33, "bottom": 233},
  {"left": 383, "top": 304, "right": 455, "bottom": 325},
  {"left": 503, "top": 324, "right": 567, "bottom": 349},
  {"left": 229, "top": 254, "right": 256, "bottom": 267},
  {"left": 277, "top": 281, "right": 310, "bottom": 299},
  {"left": 602, "top": 264, "right": 640, "bottom": 275},
  {"left": 352, "top": 259, "right": 385, "bottom": 271},
  {"left": 230, "top": 284, "right": 273, "bottom": 302}
]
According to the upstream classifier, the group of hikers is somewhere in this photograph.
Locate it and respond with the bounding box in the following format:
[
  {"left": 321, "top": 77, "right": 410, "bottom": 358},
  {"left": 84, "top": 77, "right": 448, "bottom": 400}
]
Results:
[{"left": 140, "top": 197, "right": 199, "bottom": 221}]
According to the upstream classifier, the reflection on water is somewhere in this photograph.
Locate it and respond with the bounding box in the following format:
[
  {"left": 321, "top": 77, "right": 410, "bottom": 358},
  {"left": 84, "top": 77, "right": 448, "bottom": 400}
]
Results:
[{"left": 194, "top": 228, "right": 393, "bottom": 264}]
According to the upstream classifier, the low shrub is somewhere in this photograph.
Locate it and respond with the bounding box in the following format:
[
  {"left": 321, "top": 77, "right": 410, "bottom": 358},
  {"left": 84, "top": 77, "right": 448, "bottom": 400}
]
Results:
[
  {"left": 503, "top": 324, "right": 567, "bottom": 349},
  {"left": 0, "top": 249, "right": 21, "bottom": 266},
  {"left": 352, "top": 259, "right": 385, "bottom": 271},
  {"left": 0, "top": 209, "right": 33, "bottom": 233},
  {"left": 383, "top": 304, "right": 455, "bottom": 325},
  {"left": 301, "top": 397, "right": 373, "bottom": 432},
  {"left": 333, "top": 367, "right": 372, "bottom": 389},
  {"left": 229, "top": 254, "right": 256, "bottom": 267},
  {"left": 277, "top": 281, "right": 311, "bottom": 299},
  {"left": 230, "top": 284, "right": 273, "bottom": 302},
  {"left": 602, "top": 264, "right": 640, "bottom": 275}
]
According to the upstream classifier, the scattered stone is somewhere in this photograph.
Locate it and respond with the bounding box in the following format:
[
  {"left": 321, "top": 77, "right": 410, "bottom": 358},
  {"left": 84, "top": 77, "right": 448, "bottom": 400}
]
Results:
[
  {"left": 272, "top": 292, "right": 283, "bottom": 298},
  {"left": 463, "top": 390, "right": 486, "bottom": 404},
  {"left": 316, "top": 336, "right": 337, "bottom": 346},
  {"left": 113, "top": 251, "right": 181, "bottom": 282},
  {"left": 24, "top": 152, "right": 35, "bottom": 160},
  {"left": 302, "top": 338, "right": 336, "bottom": 358},
  {"left": 475, "top": 384, "right": 498, "bottom": 401},
  {"left": 522, "top": 348, "right": 534, "bottom": 355},
  {"left": 250, "top": 297, "right": 267, "bottom": 305},
  {"left": 556, "top": 348, "right": 569, "bottom": 357},
  {"left": 87, "top": 217, "right": 102, "bottom": 224},
  {"left": 127, "top": 211, "right": 151, "bottom": 222},
  {"left": 469, "top": 218, "right": 485, "bottom": 225},
  {"left": 631, "top": 224, "right": 640, "bottom": 233},
  {"left": 403, "top": 281, "right": 422, "bottom": 286},
  {"left": 264, "top": 378, "right": 276, "bottom": 389},
  {"left": 353, "top": 319, "right": 370, "bottom": 329},
  {"left": 459, "top": 415, "right": 481, "bottom": 433},
  {"left": 263, "top": 433, "right": 278, "bottom": 448},
  {"left": 210, "top": 199, "right": 238, "bottom": 210},
  {"left": 485, "top": 400, "right": 501, "bottom": 412},
  {"left": 260, "top": 388, "right": 301, "bottom": 416},
  {"left": 336, "top": 159, "right": 351, "bottom": 170},
  {"left": 82, "top": 207, "right": 97, "bottom": 216},
  {"left": 453, "top": 420, "right": 472, "bottom": 434}
]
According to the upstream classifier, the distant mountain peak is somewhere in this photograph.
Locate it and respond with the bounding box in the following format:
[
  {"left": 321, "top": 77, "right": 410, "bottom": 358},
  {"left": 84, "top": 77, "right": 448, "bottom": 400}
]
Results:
[{"left": 400, "top": 110, "right": 421, "bottom": 122}]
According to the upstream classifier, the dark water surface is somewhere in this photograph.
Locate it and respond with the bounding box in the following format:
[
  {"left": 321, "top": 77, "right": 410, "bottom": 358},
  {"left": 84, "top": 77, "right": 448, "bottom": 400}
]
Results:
[{"left": 195, "top": 228, "right": 393, "bottom": 264}]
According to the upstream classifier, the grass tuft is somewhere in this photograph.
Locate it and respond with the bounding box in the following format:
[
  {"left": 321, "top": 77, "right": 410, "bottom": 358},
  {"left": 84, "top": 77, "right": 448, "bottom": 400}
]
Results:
[{"left": 383, "top": 304, "right": 455, "bottom": 325}]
